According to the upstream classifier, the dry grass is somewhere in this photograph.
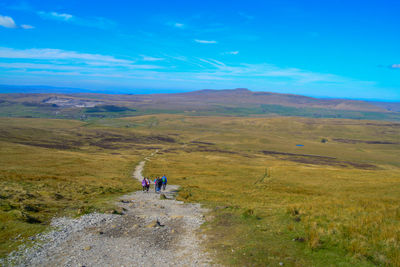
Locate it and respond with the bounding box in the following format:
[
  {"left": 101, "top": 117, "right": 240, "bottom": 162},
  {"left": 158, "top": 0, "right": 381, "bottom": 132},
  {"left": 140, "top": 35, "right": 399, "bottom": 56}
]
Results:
[
  {"left": 140, "top": 115, "right": 400, "bottom": 266},
  {"left": 1, "top": 115, "right": 400, "bottom": 266},
  {"left": 0, "top": 118, "right": 160, "bottom": 257}
]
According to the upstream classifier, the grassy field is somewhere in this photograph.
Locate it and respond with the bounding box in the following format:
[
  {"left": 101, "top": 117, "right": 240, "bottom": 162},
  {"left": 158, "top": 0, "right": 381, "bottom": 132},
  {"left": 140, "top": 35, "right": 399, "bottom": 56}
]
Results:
[
  {"left": 137, "top": 115, "right": 400, "bottom": 266},
  {"left": 2, "top": 97, "right": 400, "bottom": 122},
  {"left": 0, "top": 117, "right": 175, "bottom": 257},
  {"left": 1, "top": 115, "right": 399, "bottom": 266}
]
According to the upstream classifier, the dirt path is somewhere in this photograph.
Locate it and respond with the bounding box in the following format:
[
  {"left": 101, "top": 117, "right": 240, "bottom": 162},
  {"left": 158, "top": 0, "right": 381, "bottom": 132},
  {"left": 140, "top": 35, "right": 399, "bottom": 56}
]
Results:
[{"left": 6, "top": 153, "right": 214, "bottom": 267}]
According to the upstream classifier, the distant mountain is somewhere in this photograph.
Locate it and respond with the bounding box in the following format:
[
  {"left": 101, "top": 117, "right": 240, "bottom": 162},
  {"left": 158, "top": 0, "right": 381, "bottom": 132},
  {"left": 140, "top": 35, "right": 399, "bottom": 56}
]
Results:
[
  {"left": 1, "top": 87, "right": 400, "bottom": 121},
  {"left": 162, "top": 88, "right": 387, "bottom": 112}
]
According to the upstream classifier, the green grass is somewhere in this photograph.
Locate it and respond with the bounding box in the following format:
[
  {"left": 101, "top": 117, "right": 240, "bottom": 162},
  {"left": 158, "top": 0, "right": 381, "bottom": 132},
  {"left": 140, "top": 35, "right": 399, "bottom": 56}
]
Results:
[{"left": 1, "top": 98, "right": 400, "bottom": 122}]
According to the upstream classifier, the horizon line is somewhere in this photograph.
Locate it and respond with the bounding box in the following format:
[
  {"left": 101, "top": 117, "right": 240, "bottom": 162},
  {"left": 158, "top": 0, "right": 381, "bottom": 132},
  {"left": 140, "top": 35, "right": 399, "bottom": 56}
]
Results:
[{"left": 0, "top": 84, "right": 399, "bottom": 103}]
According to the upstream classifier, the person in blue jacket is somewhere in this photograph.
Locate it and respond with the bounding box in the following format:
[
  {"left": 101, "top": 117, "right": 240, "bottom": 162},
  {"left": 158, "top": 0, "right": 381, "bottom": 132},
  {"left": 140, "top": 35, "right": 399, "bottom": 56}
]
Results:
[{"left": 161, "top": 175, "right": 167, "bottom": 191}]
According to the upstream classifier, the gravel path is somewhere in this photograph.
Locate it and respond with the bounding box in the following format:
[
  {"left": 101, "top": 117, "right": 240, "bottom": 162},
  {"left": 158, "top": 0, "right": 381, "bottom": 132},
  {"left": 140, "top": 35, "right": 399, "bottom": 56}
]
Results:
[{"left": 3, "top": 153, "right": 214, "bottom": 267}]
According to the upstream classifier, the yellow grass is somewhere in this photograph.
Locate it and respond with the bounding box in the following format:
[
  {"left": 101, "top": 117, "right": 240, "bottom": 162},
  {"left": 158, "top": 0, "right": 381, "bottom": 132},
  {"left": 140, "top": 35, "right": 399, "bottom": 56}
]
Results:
[
  {"left": 1, "top": 115, "right": 400, "bottom": 266},
  {"left": 0, "top": 118, "right": 149, "bottom": 257},
  {"left": 138, "top": 115, "right": 400, "bottom": 266}
]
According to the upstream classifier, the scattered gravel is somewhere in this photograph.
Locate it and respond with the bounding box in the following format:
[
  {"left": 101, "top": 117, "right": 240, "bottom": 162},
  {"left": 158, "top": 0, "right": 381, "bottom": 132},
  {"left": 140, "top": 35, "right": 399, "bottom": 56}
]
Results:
[{"left": 2, "top": 152, "right": 215, "bottom": 266}]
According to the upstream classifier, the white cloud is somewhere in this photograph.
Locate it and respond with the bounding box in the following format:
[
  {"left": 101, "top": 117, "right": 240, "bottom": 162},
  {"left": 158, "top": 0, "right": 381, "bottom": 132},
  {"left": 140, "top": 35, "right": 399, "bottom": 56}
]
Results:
[
  {"left": 0, "top": 47, "right": 134, "bottom": 65},
  {"left": 21, "top": 24, "right": 34, "bottom": 29},
  {"left": 174, "top": 22, "right": 185, "bottom": 28},
  {"left": 0, "top": 47, "right": 382, "bottom": 98},
  {"left": 391, "top": 64, "right": 400, "bottom": 69},
  {"left": 37, "top": 11, "right": 115, "bottom": 29},
  {"left": 0, "top": 15, "right": 34, "bottom": 29},
  {"left": 194, "top": 39, "right": 217, "bottom": 44},
  {"left": 0, "top": 15, "right": 17, "bottom": 28},
  {"left": 141, "top": 55, "right": 165, "bottom": 61},
  {"left": 0, "top": 47, "right": 165, "bottom": 82},
  {"left": 199, "top": 58, "right": 226, "bottom": 68},
  {"left": 38, "top": 11, "right": 73, "bottom": 21},
  {"left": 223, "top": 51, "right": 239, "bottom": 55}
]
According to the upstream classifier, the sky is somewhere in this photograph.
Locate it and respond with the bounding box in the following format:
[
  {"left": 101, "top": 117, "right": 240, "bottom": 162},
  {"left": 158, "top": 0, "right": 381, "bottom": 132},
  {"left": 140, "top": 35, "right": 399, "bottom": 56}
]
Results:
[{"left": 0, "top": 0, "right": 399, "bottom": 100}]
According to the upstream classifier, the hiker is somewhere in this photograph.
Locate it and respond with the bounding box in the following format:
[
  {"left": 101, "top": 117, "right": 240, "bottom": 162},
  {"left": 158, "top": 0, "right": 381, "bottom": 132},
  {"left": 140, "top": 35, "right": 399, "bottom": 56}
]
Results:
[
  {"left": 145, "top": 177, "right": 150, "bottom": 192},
  {"left": 162, "top": 175, "right": 167, "bottom": 191},
  {"left": 156, "top": 177, "right": 163, "bottom": 193},
  {"left": 142, "top": 177, "right": 147, "bottom": 192},
  {"left": 154, "top": 177, "right": 158, "bottom": 192}
]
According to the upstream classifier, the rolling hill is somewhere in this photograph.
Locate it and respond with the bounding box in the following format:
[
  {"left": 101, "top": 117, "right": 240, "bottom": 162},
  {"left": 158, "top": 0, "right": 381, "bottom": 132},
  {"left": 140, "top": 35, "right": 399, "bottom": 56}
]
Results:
[{"left": 0, "top": 87, "right": 399, "bottom": 121}]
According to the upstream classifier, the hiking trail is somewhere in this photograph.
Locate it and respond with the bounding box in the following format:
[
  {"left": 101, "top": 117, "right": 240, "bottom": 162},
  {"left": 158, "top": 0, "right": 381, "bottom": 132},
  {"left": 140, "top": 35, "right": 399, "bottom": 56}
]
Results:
[{"left": 5, "top": 151, "right": 214, "bottom": 267}]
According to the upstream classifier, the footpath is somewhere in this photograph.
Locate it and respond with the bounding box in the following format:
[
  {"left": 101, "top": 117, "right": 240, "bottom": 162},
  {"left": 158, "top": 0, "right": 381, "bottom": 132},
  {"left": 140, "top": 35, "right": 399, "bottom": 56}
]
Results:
[{"left": 4, "top": 153, "right": 213, "bottom": 267}]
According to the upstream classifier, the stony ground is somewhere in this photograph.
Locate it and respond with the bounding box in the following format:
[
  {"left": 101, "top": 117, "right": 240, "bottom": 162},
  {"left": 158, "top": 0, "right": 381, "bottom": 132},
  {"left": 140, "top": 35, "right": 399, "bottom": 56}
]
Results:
[{"left": 3, "top": 155, "right": 214, "bottom": 267}]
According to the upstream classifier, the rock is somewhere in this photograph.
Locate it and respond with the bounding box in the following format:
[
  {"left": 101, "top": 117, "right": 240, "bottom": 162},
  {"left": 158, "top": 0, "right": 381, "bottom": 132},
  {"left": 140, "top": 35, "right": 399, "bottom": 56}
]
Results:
[
  {"left": 145, "top": 221, "right": 158, "bottom": 228},
  {"left": 279, "top": 262, "right": 284, "bottom": 266},
  {"left": 146, "top": 219, "right": 164, "bottom": 228},
  {"left": 160, "top": 194, "right": 167, "bottom": 200},
  {"left": 293, "top": 237, "right": 305, "bottom": 242}
]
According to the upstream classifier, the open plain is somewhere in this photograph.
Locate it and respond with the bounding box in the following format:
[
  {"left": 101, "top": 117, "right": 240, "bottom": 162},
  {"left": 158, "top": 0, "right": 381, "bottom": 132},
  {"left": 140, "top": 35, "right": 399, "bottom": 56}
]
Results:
[{"left": 0, "top": 109, "right": 399, "bottom": 266}]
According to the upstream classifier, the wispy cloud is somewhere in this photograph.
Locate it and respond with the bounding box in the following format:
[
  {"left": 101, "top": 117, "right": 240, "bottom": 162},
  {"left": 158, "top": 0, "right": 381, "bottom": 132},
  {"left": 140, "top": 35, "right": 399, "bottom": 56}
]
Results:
[
  {"left": 38, "top": 11, "right": 73, "bottom": 21},
  {"left": 174, "top": 22, "right": 185, "bottom": 28},
  {"left": 0, "top": 14, "right": 34, "bottom": 29},
  {"left": 21, "top": 24, "right": 34, "bottom": 29},
  {"left": 0, "top": 47, "right": 134, "bottom": 65},
  {"left": 379, "top": 64, "right": 400, "bottom": 69},
  {"left": 223, "top": 51, "right": 239, "bottom": 55},
  {"left": 141, "top": 55, "right": 165, "bottom": 61},
  {"left": 37, "top": 11, "right": 115, "bottom": 29},
  {"left": 199, "top": 58, "right": 226, "bottom": 68},
  {"left": 194, "top": 39, "right": 218, "bottom": 44},
  {"left": 0, "top": 46, "right": 382, "bottom": 98},
  {"left": 0, "top": 47, "right": 164, "bottom": 81},
  {"left": 0, "top": 15, "right": 17, "bottom": 28}
]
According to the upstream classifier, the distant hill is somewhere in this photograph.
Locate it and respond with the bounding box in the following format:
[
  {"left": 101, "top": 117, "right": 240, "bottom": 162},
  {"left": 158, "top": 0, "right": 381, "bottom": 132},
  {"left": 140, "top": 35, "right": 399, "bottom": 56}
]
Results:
[
  {"left": 149, "top": 88, "right": 387, "bottom": 112},
  {"left": 368, "top": 101, "right": 400, "bottom": 112},
  {"left": 1, "top": 87, "right": 400, "bottom": 121}
]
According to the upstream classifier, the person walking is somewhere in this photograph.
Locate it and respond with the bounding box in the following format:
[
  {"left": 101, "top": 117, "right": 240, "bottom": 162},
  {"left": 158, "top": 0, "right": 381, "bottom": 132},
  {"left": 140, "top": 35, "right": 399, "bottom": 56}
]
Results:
[
  {"left": 156, "top": 177, "right": 163, "bottom": 193},
  {"left": 145, "top": 177, "right": 150, "bottom": 192},
  {"left": 142, "top": 177, "right": 147, "bottom": 192},
  {"left": 162, "top": 175, "right": 167, "bottom": 191},
  {"left": 154, "top": 177, "right": 158, "bottom": 193}
]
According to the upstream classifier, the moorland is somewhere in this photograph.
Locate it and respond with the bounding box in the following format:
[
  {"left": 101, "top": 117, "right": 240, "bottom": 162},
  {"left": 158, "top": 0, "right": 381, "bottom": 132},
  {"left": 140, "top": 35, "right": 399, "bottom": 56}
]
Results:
[{"left": 0, "top": 89, "right": 399, "bottom": 266}]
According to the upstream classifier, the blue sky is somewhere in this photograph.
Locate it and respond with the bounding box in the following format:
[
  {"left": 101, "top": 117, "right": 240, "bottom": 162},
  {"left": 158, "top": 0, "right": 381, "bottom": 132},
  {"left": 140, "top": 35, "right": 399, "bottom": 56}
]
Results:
[{"left": 0, "top": 0, "right": 399, "bottom": 100}]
